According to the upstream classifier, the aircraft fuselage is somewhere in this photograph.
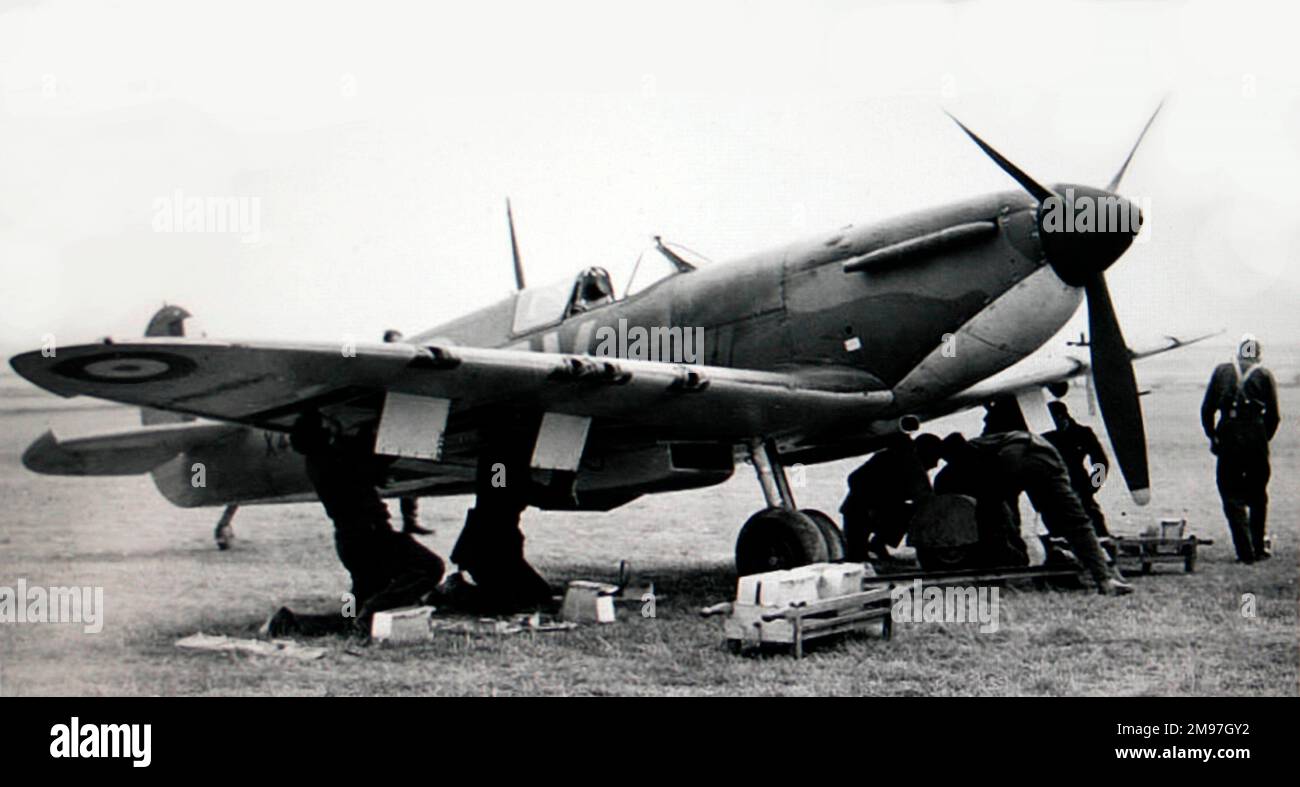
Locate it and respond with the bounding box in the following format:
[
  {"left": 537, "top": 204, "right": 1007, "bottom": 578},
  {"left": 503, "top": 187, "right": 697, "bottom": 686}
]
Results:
[{"left": 152, "top": 187, "right": 1090, "bottom": 510}]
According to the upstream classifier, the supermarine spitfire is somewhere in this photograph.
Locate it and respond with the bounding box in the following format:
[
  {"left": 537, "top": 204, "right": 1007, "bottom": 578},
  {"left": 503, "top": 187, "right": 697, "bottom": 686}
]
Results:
[{"left": 11, "top": 108, "right": 1210, "bottom": 577}]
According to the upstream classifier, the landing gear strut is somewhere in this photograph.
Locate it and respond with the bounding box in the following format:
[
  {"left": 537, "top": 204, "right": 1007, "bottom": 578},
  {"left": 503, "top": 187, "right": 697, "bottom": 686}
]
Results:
[
  {"left": 214, "top": 504, "right": 238, "bottom": 550},
  {"left": 734, "top": 439, "right": 845, "bottom": 575}
]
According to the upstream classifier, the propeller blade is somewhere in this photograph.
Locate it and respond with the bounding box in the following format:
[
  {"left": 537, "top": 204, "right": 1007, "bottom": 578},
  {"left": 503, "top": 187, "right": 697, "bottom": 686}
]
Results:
[
  {"left": 1085, "top": 273, "right": 1150, "bottom": 504},
  {"left": 945, "top": 112, "right": 1057, "bottom": 203},
  {"left": 506, "top": 198, "right": 526, "bottom": 291},
  {"left": 1106, "top": 99, "right": 1165, "bottom": 193}
]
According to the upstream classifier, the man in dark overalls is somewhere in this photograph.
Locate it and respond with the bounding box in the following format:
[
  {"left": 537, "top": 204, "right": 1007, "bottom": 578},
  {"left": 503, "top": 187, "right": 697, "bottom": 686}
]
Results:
[
  {"left": 977, "top": 395, "right": 1033, "bottom": 531},
  {"left": 267, "top": 412, "right": 447, "bottom": 637},
  {"left": 1201, "top": 335, "right": 1281, "bottom": 563},
  {"left": 839, "top": 433, "right": 940, "bottom": 561},
  {"left": 445, "top": 447, "right": 556, "bottom": 614},
  {"left": 932, "top": 440, "right": 1030, "bottom": 569},
  {"left": 938, "top": 431, "right": 1133, "bottom": 595},
  {"left": 1042, "top": 400, "right": 1111, "bottom": 537}
]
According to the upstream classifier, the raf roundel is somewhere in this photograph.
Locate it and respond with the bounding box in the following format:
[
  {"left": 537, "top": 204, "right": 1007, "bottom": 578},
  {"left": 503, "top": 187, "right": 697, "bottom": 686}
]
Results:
[{"left": 52, "top": 351, "right": 198, "bottom": 384}]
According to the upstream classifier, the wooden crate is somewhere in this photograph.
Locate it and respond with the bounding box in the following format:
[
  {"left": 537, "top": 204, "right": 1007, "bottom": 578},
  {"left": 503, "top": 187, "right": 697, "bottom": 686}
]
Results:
[{"left": 724, "top": 586, "right": 894, "bottom": 659}]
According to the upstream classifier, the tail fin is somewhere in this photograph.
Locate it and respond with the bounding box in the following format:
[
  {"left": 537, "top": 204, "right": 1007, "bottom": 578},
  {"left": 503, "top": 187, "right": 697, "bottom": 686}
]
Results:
[{"left": 141, "top": 304, "right": 196, "bottom": 425}]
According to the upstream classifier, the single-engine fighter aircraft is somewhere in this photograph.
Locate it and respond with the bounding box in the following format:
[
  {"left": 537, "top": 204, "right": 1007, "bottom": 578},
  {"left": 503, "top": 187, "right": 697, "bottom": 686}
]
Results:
[{"left": 12, "top": 108, "right": 1211, "bottom": 576}]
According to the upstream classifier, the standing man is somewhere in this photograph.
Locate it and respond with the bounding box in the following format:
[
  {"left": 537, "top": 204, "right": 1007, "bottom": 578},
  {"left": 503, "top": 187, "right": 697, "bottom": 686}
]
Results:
[
  {"left": 1042, "top": 400, "right": 1112, "bottom": 538},
  {"left": 840, "top": 433, "right": 940, "bottom": 561},
  {"left": 1201, "top": 335, "right": 1281, "bottom": 563},
  {"left": 383, "top": 328, "right": 434, "bottom": 536}
]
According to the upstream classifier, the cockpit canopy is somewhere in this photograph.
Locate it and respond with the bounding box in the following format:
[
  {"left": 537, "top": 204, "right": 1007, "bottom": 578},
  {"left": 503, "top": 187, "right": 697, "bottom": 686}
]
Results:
[
  {"left": 510, "top": 237, "right": 708, "bottom": 335},
  {"left": 627, "top": 237, "right": 708, "bottom": 297},
  {"left": 511, "top": 267, "right": 615, "bottom": 334}
]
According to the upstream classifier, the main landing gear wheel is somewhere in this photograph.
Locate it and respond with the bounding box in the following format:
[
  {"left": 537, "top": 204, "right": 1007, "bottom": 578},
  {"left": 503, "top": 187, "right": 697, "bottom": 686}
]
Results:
[
  {"left": 800, "top": 508, "right": 846, "bottom": 563},
  {"left": 735, "top": 508, "right": 829, "bottom": 576}
]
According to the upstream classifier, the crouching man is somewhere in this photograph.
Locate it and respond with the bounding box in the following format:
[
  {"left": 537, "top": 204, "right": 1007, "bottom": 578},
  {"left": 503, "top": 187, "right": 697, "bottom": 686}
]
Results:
[
  {"left": 265, "top": 412, "right": 447, "bottom": 637},
  {"left": 840, "top": 433, "right": 941, "bottom": 561},
  {"left": 938, "top": 431, "right": 1133, "bottom": 596}
]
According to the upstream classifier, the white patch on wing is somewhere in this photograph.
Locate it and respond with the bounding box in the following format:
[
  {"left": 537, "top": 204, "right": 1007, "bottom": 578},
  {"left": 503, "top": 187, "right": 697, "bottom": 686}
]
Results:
[
  {"left": 375, "top": 393, "right": 451, "bottom": 461},
  {"left": 531, "top": 412, "right": 591, "bottom": 471}
]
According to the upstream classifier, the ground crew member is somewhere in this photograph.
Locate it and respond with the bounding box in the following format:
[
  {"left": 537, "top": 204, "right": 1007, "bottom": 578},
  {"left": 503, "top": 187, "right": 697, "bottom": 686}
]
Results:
[
  {"left": 267, "top": 412, "right": 447, "bottom": 637},
  {"left": 446, "top": 449, "right": 556, "bottom": 613},
  {"left": 397, "top": 497, "right": 431, "bottom": 536},
  {"left": 840, "top": 433, "right": 941, "bottom": 561},
  {"left": 382, "top": 328, "right": 434, "bottom": 536},
  {"left": 982, "top": 395, "right": 1029, "bottom": 435},
  {"left": 1042, "top": 400, "right": 1111, "bottom": 537},
  {"left": 1201, "top": 335, "right": 1280, "bottom": 563},
  {"left": 932, "top": 443, "right": 1030, "bottom": 568},
  {"left": 978, "top": 395, "right": 1033, "bottom": 529},
  {"left": 938, "top": 431, "right": 1133, "bottom": 595}
]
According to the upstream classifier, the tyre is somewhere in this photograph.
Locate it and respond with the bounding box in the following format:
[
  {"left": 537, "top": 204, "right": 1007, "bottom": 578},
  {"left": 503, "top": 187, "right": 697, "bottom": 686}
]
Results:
[
  {"left": 735, "top": 508, "right": 830, "bottom": 576},
  {"left": 801, "top": 508, "right": 846, "bottom": 563}
]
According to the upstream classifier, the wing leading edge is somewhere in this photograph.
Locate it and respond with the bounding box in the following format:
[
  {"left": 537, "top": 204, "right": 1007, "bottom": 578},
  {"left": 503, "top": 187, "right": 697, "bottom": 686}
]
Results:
[{"left": 10, "top": 339, "right": 895, "bottom": 446}]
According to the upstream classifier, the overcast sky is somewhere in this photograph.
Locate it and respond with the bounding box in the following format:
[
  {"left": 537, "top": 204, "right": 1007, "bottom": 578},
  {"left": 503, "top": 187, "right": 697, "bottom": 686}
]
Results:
[{"left": 1, "top": 0, "right": 1297, "bottom": 361}]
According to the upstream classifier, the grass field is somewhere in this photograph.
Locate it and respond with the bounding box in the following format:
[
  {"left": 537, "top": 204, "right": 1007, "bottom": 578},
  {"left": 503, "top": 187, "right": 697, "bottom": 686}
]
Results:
[{"left": 0, "top": 373, "right": 1295, "bottom": 696}]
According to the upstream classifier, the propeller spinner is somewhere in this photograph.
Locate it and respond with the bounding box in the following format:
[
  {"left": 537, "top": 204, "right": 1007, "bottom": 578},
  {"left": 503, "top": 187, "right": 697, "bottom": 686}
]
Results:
[{"left": 947, "top": 106, "right": 1162, "bottom": 505}]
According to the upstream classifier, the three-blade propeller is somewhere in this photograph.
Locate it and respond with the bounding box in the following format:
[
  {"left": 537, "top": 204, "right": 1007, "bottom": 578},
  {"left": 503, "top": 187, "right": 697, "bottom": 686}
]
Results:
[{"left": 948, "top": 106, "right": 1162, "bottom": 504}]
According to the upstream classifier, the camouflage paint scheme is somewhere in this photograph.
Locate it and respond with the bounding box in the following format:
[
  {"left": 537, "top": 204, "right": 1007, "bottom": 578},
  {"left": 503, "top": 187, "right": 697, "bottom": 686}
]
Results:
[{"left": 18, "top": 185, "right": 1112, "bottom": 513}]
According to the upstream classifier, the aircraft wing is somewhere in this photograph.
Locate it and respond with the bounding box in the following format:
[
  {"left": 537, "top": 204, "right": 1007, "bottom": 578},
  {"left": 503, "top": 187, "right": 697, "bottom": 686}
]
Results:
[
  {"left": 926, "top": 330, "right": 1221, "bottom": 419},
  {"left": 10, "top": 339, "right": 894, "bottom": 449}
]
